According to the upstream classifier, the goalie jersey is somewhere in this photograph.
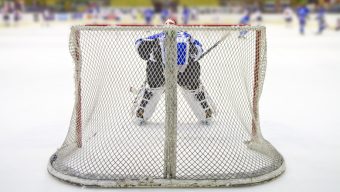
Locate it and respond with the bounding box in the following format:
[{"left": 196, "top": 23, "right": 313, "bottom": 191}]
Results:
[{"left": 135, "top": 31, "right": 203, "bottom": 72}]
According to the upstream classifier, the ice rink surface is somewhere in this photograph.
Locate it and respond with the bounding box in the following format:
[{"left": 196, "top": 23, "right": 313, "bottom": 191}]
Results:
[{"left": 0, "top": 22, "right": 339, "bottom": 191}]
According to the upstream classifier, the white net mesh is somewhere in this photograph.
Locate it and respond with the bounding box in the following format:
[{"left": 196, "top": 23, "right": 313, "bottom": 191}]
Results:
[{"left": 48, "top": 25, "right": 285, "bottom": 187}]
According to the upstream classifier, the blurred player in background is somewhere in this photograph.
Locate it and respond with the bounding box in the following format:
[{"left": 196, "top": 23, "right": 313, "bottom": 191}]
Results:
[
  {"left": 132, "top": 18, "right": 215, "bottom": 125},
  {"left": 283, "top": 5, "right": 294, "bottom": 27},
  {"left": 238, "top": 8, "right": 251, "bottom": 38},
  {"left": 42, "top": 6, "right": 51, "bottom": 26},
  {"left": 336, "top": 18, "right": 340, "bottom": 31},
  {"left": 131, "top": 8, "right": 137, "bottom": 22},
  {"left": 13, "top": 0, "right": 24, "bottom": 26},
  {"left": 31, "top": 1, "right": 40, "bottom": 22},
  {"left": 86, "top": 2, "right": 100, "bottom": 23},
  {"left": 190, "top": 7, "right": 198, "bottom": 21},
  {"left": 1, "top": 1, "right": 11, "bottom": 27},
  {"left": 296, "top": 4, "right": 309, "bottom": 35},
  {"left": 315, "top": 5, "right": 326, "bottom": 35},
  {"left": 160, "top": 8, "right": 170, "bottom": 23},
  {"left": 182, "top": 5, "right": 190, "bottom": 25},
  {"left": 253, "top": 7, "right": 262, "bottom": 25},
  {"left": 144, "top": 7, "right": 154, "bottom": 25}
]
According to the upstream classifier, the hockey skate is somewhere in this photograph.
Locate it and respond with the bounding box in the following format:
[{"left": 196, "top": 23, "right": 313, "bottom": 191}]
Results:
[
  {"left": 134, "top": 108, "right": 145, "bottom": 125},
  {"left": 180, "top": 85, "right": 216, "bottom": 125},
  {"left": 201, "top": 108, "right": 213, "bottom": 125}
]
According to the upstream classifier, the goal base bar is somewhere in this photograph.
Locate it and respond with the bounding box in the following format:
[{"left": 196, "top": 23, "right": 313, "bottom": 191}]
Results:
[{"left": 47, "top": 162, "right": 285, "bottom": 188}]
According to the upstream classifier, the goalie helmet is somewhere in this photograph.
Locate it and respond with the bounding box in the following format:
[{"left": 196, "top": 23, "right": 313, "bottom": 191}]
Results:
[{"left": 165, "top": 18, "right": 177, "bottom": 25}]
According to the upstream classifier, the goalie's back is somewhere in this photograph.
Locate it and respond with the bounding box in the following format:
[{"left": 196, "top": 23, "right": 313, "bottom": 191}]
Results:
[{"left": 135, "top": 31, "right": 203, "bottom": 72}]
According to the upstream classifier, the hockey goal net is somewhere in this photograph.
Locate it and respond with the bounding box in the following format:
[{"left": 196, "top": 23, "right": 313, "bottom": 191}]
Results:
[{"left": 48, "top": 25, "right": 285, "bottom": 187}]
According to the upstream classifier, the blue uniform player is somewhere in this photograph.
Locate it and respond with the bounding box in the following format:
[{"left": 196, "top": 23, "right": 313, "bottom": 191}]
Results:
[
  {"left": 296, "top": 5, "right": 309, "bottom": 35},
  {"left": 160, "top": 8, "right": 169, "bottom": 23},
  {"left": 240, "top": 10, "right": 251, "bottom": 25},
  {"left": 132, "top": 18, "right": 215, "bottom": 125},
  {"left": 182, "top": 6, "right": 190, "bottom": 25},
  {"left": 144, "top": 8, "right": 154, "bottom": 25},
  {"left": 239, "top": 9, "right": 251, "bottom": 38},
  {"left": 316, "top": 6, "right": 326, "bottom": 34}
]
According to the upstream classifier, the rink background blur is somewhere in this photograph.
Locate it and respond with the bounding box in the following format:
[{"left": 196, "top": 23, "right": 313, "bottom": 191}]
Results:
[{"left": 0, "top": 0, "right": 340, "bottom": 192}]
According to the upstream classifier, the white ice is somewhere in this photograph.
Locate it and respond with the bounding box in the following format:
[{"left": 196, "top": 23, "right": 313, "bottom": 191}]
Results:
[{"left": 0, "top": 19, "right": 340, "bottom": 192}]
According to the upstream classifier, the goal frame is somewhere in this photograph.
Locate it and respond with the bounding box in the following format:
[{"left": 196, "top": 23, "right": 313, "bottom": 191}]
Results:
[
  {"left": 73, "top": 24, "right": 263, "bottom": 149},
  {"left": 48, "top": 24, "right": 285, "bottom": 187}
]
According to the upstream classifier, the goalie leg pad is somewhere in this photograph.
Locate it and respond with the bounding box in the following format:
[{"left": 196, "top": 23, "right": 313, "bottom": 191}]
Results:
[
  {"left": 180, "top": 85, "right": 216, "bottom": 122},
  {"left": 132, "top": 86, "right": 164, "bottom": 122}
]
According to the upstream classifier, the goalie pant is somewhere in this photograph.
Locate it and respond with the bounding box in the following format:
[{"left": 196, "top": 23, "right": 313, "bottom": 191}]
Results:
[{"left": 133, "top": 31, "right": 215, "bottom": 123}]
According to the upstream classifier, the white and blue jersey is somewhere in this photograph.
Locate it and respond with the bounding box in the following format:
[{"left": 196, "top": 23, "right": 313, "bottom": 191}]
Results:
[{"left": 135, "top": 31, "right": 203, "bottom": 72}]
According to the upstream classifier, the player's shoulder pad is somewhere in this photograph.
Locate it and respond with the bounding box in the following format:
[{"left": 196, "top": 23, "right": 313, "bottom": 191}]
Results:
[
  {"left": 181, "top": 31, "right": 192, "bottom": 38},
  {"left": 146, "top": 32, "right": 165, "bottom": 40},
  {"left": 193, "top": 39, "right": 202, "bottom": 46}
]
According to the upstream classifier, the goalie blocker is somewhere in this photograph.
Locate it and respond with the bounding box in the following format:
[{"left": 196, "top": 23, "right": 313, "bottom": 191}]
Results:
[{"left": 132, "top": 29, "right": 216, "bottom": 125}]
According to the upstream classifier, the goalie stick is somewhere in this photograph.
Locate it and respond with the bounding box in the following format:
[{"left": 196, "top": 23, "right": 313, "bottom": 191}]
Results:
[
  {"left": 196, "top": 32, "right": 230, "bottom": 61},
  {"left": 130, "top": 32, "right": 230, "bottom": 95}
]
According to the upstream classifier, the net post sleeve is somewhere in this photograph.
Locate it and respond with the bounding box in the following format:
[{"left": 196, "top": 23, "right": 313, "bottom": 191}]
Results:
[
  {"left": 74, "top": 29, "right": 82, "bottom": 148},
  {"left": 163, "top": 29, "right": 178, "bottom": 179},
  {"left": 252, "top": 30, "right": 262, "bottom": 139}
]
